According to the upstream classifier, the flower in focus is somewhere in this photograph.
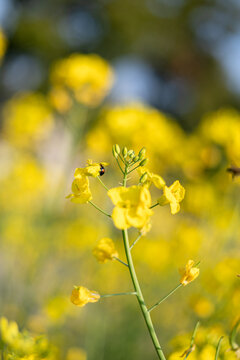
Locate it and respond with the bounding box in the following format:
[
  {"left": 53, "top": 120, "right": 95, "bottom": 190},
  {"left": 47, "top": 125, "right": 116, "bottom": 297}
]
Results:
[
  {"left": 158, "top": 180, "right": 185, "bottom": 214},
  {"left": 138, "top": 166, "right": 165, "bottom": 189},
  {"left": 66, "top": 176, "right": 92, "bottom": 204},
  {"left": 93, "top": 238, "right": 118, "bottom": 263},
  {"left": 75, "top": 160, "right": 108, "bottom": 178},
  {"left": 70, "top": 286, "right": 100, "bottom": 307},
  {"left": 0, "top": 28, "right": 7, "bottom": 61},
  {"left": 50, "top": 54, "right": 114, "bottom": 107},
  {"left": 179, "top": 260, "right": 200, "bottom": 286},
  {"left": 108, "top": 185, "right": 153, "bottom": 229}
]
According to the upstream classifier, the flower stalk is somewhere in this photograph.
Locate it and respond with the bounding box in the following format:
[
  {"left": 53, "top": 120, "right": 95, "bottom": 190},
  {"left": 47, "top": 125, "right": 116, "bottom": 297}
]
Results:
[
  {"left": 121, "top": 166, "right": 166, "bottom": 360},
  {"left": 148, "top": 283, "right": 182, "bottom": 313}
]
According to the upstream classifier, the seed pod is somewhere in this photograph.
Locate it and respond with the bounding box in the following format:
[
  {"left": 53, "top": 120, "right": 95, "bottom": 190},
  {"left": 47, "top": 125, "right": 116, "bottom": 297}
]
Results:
[
  {"left": 115, "top": 144, "right": 120, "bottom": 155},
  {"left": 122, "top": 147, "right": 128, "bottom": 158},
  {"left": 139, "top": 158, "right": 148, "bottom": 167},
  {"left": 140, "top": 172, "right": 148, "bottom": 184}
]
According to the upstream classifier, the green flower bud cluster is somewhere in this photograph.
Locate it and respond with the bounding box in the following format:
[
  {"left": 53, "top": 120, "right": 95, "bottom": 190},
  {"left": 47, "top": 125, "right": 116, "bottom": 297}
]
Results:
[{"left": 112, "top": 144, "right": 148, "bottom": 174}]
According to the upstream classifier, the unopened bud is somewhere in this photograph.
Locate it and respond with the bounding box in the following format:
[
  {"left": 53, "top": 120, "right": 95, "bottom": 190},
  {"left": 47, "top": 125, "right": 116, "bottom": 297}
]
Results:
[
  {"left": 139, "top": 158, "right": 148, "bottom": 167},
  {"left": 139, "top": 147, "right": 146, "bottom": 160},
  {"left": 122, "top": 147, "right": 128, "bottom": 158},
  {"left": 140, "top": 172, "right": 148, "bottom": 184},
  {"left": 133, "top": 156, "right": 139, "bottom": 162},
  {"left": 112, "top": 145, "right": 118, "bottom": 158},
  {"left": 115, "top": 144, "right": 120, "bottom": 155},
  {"left": 128, "top": 150, "right": 134, "bottom": 156}
]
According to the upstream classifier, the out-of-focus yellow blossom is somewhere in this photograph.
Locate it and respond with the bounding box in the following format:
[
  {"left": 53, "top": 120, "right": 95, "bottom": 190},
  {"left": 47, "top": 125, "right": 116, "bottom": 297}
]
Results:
[
  {"left": 49, "top": 86, "right": 72, "bottom": 113},
  {"left": 0, "top": 317, "right": 19, "bottom": 345},
  {"left": 199, "top": 108, "right": 240, "bottom": 162},
  {"left": 169, "top": 350, "right": 197, "bottom": 360},
  {"left": 93, "top": 238, "right": 118, "bottom": 263},
  {"left": 2, "top": 92, "right": 53, "bottom": 147},
  {"left": 108, "top": 185, "right": 153, "bottom": 229},
  {"left": 190, "top": 295, "right": 214, "bottom": 318},
  {"left": 75, "top": 159, "right": 108, "bottom": 178},
  {"left": 70, "top": 286, "right": 100, "bottom": 307},
  {"left": 66, "top": 176, "right": 92, "bottom": 204},
  {"left": 179, "top": 260, "right": 199, "bottom": 286},
  {"left": 66, "top": 347, "right": 87, "bottom": 360},
  {"left": 0, "top": 28, "right": 7, "bottom": 60},
  {"left": 86, "top": 104, "right": 185, "bottom": 165},
  {"left": 158, "top": 180, "right": 185, "bottom": 214},
  {"left": 138, "top": 166, "right": 165, "bottom": 189},
  {"left": 199, "top": 344, "right": 216, "bottom": 360},
  {"left": 50, "top": 53, "right": 114, "bottom": 107}
]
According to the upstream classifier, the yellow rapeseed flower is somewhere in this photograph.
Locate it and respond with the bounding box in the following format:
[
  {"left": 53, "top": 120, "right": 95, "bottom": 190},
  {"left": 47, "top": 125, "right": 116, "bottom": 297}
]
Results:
[
  {"left": 108, "top": 185, "right": 153, "bottom": 230},
  {"left": 158, "top": 180, "right": 185, "bottom": 214},
  {"left": 179, "top": 260, "right": 200, "bottom": 286},
  {"left": 70, "top": 286, "right": 100, "bottom": 307},
  {"left": 66, "top": 176, "right": 92, "bottom": 204},
  {"left": 74, "top": 160, "right": 108, "bottom": 178},
  {"left": 93, "top": 238, "right": 119, "bottom": 263},
  {"left": 50, "top": 53, "right": 114, "bottom": 107},
  {"left": 0, "top": 317, "right": 19, "bottom": 345},
  {"left": 138, "top": 166, "right": 165, "bottom": 189}
]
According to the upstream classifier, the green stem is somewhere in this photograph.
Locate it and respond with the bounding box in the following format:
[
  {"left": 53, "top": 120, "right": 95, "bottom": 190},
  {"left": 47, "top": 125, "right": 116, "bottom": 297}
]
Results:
[
  {"left": 116, "top": 157, "right": 125, "bottom": 174},
  {"left": 127, "top": 164, "right": 140, "bottom": 174},
  {"left": 89, "top": 201, "right": 111, "bottom": 217},
  {"left": 150, "top": 203, "right": 159, "bottom": 209},
  {"left": 122, "top": 229, "right": 166, "bottom": 360},
  {"left": 215, "top": 336, "right": 224, "bottom": 360},
  {"left": 101, "top": 292, "right": 137, "bottom": 298},
  {"left": 189, "top": 321, "right": 200, "bottom": 348},
  {"left": 113, "top": 256, "right": 129, "bottom": 267},
  {"left": 148, "top": 283, "right": 182, "bottom": 313},
  {"left": 130, "top": 233, "right": 142, "bottom": 250},
  {"left": 97, "top": 176, "right": 109, "bottom": 191}
]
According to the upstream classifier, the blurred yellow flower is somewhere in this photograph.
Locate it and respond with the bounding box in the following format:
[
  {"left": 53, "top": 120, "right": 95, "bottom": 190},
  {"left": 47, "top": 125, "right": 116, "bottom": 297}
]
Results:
[
  {"left": 70, "top": 286, "right": 100, "bottom": 307},
  {"left": 2, "top": 92, "right": 53, "bottom": 147},
  {"left": 93, "top": 237, "right": 118, "bottom": 263},
  {"left": 108, "top": 185, "right": 153, "bottom": 229},
  {"left": 0, "top": 317, "right": 19, "bottom": 345},
  {"left": 0, "top": 28, "right": 7, "bottom": 60},
  {"left": 138, "top": 166, "right": 165, "bottom": 189},
  {"left": 66, "top": 176, "right": 92, "bottom": 204},
  {"left": 179, "top": 260, "right": 199, "bottom": 286},
  {"left": 49, "top": 86, "right": 72, "bottom": 113},
  {"left": 158, "top": 180, "right": 185, "bottom": 214},
  {"left": 66, "top": 347, "right": 87, "bottom": 360},
  {"left": 75, "top": 159, "right": 108, "bottom": 178},
  {"left": 50, "top": 53, "right": 114, "bottom": 107}
]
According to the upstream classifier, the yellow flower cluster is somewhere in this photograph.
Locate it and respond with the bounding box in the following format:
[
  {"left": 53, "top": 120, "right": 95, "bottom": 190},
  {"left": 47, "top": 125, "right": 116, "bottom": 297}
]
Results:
[
  {"left": 70, "top": 286, "right": 100, "bottom": 307},
  {"left": 50, "top": 53, "right": 114, "bottom": 108},
  {"left": 0, "top": 317, "right": 56, "bottom": 359},
  {"left": 2, "top": 92, "right": 53, "bottom": 148},
  {"left": 108, "top": 185, "right": 153, "bottom": 230}
]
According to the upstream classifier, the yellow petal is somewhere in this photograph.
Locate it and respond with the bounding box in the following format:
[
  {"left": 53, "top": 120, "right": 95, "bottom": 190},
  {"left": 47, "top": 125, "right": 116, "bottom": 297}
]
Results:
[{"left": 111, "top": 207, "right": 129, "bottom": 229}]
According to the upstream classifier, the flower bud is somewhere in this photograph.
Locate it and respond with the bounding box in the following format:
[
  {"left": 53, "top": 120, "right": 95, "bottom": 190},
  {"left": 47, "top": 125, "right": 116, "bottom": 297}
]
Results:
[
  {"left": 114, "top": 144, "right": 120, "bottom": 155},
  {"left": 139, "top": 158, "right": 148, "bottom": 167},
  {"left": 112, "top": 145, "right": 118, "bottom": 158},
  {"left": 122, "top": 147, "right": 128, "bottom": 158},
  {"left": 140, "top": 172, "right": 148, "bottom": 184},
  {"left": 133, "top": 156, "right": 139, "bottom": 162},
  {"left": 138, "top": 147, "right": 146, "bottom": 160},
  {"left": 128, "top": 150, "right": 134, "bottom": 156}
]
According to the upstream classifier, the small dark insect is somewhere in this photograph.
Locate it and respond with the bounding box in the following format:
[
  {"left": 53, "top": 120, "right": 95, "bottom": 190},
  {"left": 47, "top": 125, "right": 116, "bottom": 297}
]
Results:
[
  {"left": 99, "top": 164, "right": 105, "bottom": 176},
  {"left": 227, "top": 165, "right": 240, "bottom": 179}
]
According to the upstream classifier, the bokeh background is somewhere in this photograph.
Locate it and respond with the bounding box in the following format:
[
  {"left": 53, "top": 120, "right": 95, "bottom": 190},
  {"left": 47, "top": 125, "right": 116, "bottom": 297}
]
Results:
[{"left": 0, "top": 0, "right": 239, "bottom": 359}]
